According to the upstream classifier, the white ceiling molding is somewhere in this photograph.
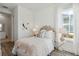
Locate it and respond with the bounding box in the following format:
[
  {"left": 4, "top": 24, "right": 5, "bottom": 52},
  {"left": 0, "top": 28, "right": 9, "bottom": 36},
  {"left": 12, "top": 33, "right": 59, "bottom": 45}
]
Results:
[{"left": 0, "top": 7, "right": 12, "bottom": 14}]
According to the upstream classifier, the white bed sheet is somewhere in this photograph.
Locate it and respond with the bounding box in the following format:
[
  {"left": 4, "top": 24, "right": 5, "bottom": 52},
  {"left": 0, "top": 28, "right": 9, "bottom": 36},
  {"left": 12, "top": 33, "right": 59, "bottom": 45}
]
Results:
[{"left": 12, "top": 37, "right": 54, "bottom": 56}]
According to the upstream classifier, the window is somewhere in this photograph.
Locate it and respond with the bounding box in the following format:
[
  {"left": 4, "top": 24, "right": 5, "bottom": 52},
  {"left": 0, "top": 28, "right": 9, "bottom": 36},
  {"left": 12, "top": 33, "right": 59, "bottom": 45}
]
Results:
[
  {"left": 61, "top": 9, "right": 74, "bottom": 39},
  {"left": 62, "top": 10, "right": 74, "bottom": 33}
]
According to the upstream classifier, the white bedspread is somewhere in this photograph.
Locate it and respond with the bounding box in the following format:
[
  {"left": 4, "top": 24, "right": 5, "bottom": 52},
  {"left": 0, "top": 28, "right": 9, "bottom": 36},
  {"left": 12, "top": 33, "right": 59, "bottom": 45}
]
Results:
[{"left": 12, "top": 37, "right": 54, "bottom": 56}]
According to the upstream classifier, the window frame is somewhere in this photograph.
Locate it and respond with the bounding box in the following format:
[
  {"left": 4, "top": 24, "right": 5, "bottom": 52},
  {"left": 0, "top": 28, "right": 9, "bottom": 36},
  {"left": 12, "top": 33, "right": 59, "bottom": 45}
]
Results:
[{"left": 62, "top": 14, "right": 74, "bottom": 33}]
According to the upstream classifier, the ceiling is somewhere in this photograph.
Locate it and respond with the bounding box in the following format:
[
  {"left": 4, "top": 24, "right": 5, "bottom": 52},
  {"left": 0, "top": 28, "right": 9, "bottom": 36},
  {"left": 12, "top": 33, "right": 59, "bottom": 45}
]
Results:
[
  {"left": 18, "top": 3, "right": 54, "bottom": 11},
  {"left": 0, "top": 3, "right": 73, "bottom": 11},
  {"left": 0, "top": 3, "right": 54, "bottom": 11},
  {"left": 0, "top": 3, "right": 16, "bottom": 11}
]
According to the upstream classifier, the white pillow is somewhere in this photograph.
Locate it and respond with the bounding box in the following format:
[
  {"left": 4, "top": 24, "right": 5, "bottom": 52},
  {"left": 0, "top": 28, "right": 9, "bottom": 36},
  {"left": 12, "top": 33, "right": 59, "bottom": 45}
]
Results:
[
  {"left": 39, "top": 30, "right": 54, "bottom": 39},
  {"left": 39, "top": 30, "right": 46, "bottom": 38},
  {"left": 45, "top": 31, "right": 54, "bottom": 39}
]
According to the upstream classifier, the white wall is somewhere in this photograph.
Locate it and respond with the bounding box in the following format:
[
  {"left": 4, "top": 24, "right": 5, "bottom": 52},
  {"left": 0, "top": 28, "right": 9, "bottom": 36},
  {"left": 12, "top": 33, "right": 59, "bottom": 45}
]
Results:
[
  {"left": 12, "top": 4, "right": 57, "bottom": 40},
  {"left": 17, "top": 5, "right": 34, "bottom": 39},
  {"left": 73, "top": 4, "right": 79, "bottom": 55},
  {"left": 12, "top": 6, "right": 18, "bottom": 41},
  {"left": 13, "top": 5, "right": 34, "bottom": 40},
  {"left": 33, "top": 6, "right": 56, "bottom": 29},
  {"left": 13, "top": 4, "right": 57, "bottom": 41}
]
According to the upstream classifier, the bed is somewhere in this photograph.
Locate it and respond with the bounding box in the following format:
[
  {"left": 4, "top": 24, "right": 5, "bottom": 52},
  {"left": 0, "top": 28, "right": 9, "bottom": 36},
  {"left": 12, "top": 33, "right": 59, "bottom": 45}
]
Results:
[{"left": 12, "top": 25, "right": 54, "bottom": 56}]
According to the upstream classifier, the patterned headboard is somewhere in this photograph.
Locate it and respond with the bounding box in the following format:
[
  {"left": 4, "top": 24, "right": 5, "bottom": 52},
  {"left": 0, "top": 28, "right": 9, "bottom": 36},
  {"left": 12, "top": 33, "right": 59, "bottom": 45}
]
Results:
[{"left": 40, "top": 25, "right": 55, "bottom": 32}]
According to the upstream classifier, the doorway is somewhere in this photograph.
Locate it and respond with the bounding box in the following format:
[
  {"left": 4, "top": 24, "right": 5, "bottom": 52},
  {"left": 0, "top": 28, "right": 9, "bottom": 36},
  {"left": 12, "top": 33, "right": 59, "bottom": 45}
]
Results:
[
  {"left": 0, "top": 12, "right": 12, "bottom": 40},
  {"left": 0, "top": 12, "right": 14, "bottom": 56}
]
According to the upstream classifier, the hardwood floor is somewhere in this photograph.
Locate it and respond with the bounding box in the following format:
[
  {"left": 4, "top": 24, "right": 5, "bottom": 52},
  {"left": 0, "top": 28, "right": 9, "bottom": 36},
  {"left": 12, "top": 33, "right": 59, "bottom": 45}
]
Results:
[{"left": 1, "top": 39, "right": 14, "bottom": 56}]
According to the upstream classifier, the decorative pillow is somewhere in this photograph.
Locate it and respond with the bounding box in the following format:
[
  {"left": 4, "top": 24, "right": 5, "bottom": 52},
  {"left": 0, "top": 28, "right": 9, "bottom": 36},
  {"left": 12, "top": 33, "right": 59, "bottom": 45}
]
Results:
[
  {"left": 45, "top": 31, "right": 54, "bottom": 39},
  {"left": 38, "top": 30, "right": 46, "bottom": 38}
]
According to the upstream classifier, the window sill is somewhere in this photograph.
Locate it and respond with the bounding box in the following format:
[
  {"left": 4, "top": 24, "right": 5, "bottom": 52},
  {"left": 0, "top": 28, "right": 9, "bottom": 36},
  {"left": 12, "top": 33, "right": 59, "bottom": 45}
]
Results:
[{"left": 63, "top": 37, "right": 74, "bottom": 43}]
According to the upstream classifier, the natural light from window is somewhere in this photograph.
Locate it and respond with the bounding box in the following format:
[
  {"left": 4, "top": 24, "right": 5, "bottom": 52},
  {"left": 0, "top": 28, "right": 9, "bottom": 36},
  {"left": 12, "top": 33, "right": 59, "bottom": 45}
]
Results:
[{"left": 62, "top": 9, "right": 74, "bottom": 39}]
